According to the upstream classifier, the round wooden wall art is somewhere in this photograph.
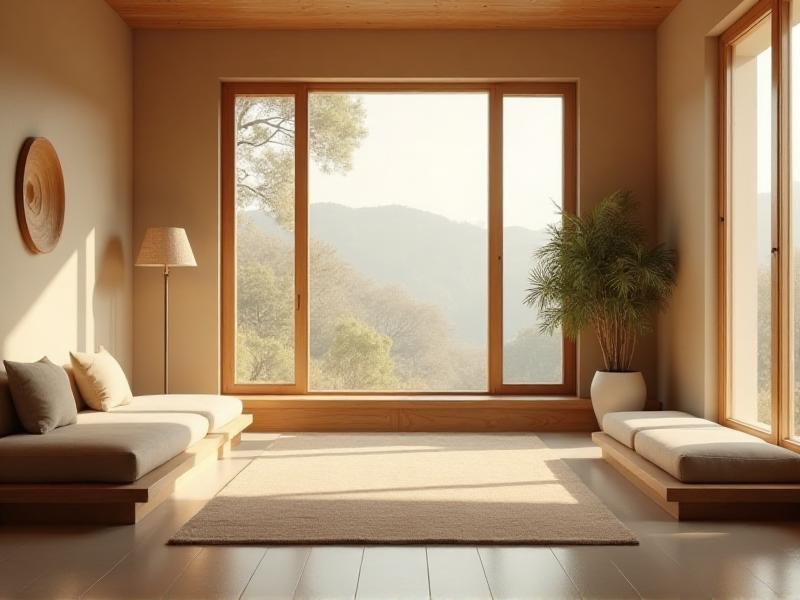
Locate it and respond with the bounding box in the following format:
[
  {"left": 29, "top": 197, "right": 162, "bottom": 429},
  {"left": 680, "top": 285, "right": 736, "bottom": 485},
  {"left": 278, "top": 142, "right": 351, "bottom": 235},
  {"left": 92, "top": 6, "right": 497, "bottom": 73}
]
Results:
[{"left": 15, "top": 137, "right": 65, "bottom": 254}]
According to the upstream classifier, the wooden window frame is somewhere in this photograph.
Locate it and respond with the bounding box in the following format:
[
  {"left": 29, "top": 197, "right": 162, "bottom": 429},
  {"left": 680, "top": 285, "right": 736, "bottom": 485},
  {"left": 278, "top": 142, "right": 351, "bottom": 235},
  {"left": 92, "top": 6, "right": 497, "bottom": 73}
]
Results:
[
  {"left": 718, "top": 0, "right": 797, "bottom": 449},
  {"left": 221, "top": 81, "right": 577, "bottom": 396}
]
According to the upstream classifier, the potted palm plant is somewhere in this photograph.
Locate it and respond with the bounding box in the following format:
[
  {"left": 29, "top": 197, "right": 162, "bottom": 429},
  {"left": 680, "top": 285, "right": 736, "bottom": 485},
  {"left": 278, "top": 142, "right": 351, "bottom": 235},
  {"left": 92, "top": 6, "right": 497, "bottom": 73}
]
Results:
[{"left": 525, "top": 191, "right": 677, "bottom": 426}]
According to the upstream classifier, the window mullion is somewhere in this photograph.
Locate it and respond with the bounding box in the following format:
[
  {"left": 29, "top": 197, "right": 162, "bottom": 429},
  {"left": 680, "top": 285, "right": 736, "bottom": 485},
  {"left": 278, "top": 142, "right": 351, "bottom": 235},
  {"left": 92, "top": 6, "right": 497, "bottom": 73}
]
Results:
[
  {"left": 488, "top": 85, "right": 503, "bottom": 394},
  {"left": 295, "top": 86, "right": 310, "bottom": 394}
]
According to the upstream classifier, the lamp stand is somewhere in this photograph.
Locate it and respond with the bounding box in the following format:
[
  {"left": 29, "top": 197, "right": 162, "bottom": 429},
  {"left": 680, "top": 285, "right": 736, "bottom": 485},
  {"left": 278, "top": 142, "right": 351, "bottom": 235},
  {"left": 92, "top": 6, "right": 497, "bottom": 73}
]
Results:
[
  {"left": 136, "top": 227, "right": 195, "bottom": 395},
  {"left": 163, "top": 265, "right": 170, "bottom": 394}
]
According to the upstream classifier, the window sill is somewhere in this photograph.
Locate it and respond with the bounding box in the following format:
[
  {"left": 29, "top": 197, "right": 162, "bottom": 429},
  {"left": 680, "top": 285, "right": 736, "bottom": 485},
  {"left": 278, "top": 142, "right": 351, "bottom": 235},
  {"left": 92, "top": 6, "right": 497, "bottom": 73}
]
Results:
[
  {"left": 238, "top": 396, "right": 596, "bottom": 432},
  {"left": 238, "top": 394, "right": 586, "bottom": 402}
]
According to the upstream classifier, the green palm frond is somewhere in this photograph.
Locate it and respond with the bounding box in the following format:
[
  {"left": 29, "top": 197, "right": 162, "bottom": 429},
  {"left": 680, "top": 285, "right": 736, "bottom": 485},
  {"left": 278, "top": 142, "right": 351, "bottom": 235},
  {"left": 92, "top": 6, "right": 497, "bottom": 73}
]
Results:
[{"left": 525, "top": 191, "right": 677, "bottom": 371}]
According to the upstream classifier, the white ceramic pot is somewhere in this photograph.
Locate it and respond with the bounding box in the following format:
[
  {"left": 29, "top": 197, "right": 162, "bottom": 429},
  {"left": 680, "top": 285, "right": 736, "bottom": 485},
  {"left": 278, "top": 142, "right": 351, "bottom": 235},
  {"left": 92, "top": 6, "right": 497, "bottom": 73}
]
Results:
[{"left": 590, "top": 371, "right": 647, "bottom": 429}]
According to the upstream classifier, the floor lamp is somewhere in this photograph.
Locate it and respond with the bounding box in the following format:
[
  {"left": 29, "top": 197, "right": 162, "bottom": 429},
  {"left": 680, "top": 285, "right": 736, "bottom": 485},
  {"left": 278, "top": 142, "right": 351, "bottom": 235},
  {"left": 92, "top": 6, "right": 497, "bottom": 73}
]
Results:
[{"left": 135, "top": 227, "right": 197, "bottom": 394}]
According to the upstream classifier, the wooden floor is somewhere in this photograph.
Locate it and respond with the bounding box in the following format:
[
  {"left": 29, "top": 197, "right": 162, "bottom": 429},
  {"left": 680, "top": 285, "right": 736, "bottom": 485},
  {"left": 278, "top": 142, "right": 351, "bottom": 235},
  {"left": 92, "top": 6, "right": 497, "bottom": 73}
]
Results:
[{"left": 1, "top": 433, "right": 800, "bottom": 599}]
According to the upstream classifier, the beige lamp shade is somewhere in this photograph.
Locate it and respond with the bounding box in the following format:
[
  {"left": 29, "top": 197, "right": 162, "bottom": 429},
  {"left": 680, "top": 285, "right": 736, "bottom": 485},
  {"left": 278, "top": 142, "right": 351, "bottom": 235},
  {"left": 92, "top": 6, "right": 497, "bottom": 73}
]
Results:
[{"left": 135, "top": 227, "right": 197, "bottom": 267}]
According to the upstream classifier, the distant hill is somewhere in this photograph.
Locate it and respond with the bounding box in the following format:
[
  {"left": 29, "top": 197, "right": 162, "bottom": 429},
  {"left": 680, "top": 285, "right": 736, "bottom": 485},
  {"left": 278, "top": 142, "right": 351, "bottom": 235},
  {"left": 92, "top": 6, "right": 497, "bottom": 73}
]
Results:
[{"left": 242, "top": 203, "right": 549, "bottom": 345}]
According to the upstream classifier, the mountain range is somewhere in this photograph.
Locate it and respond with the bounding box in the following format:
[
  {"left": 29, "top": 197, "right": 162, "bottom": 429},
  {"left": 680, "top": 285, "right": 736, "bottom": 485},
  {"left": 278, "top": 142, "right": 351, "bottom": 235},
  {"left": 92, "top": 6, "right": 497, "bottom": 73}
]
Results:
[{"left": 243, "top": 203, "right": 549, "bottom": 346}]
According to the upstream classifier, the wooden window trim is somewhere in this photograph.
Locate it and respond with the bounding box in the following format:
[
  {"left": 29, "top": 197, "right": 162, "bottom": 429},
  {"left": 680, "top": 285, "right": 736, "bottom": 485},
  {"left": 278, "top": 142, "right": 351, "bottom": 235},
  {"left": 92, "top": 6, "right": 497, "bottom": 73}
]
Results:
[
  {"left": 221, "top": 81, "right": 578, "bottom": 396},
  {"left": 776, "top": 0, "right": 793, "bottom": 449}
]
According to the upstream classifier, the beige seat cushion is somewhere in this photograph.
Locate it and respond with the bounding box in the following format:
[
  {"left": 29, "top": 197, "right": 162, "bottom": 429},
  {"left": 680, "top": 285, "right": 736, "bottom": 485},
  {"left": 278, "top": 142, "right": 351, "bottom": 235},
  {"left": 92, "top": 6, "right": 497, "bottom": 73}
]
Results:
[
  {"left": 602, "top": 410, "right": 718, "bottom": 448},
  {"left": 69, "top": 347, "right": 133, "bottom": 411},
  {"left": 634, "top": 426, "right": 800, "bottom": 483},
  {"left": 0, "top": 410, "right": 208, "bottom": 483},
  {"left": 112, "top": 394, "right": 243, "bottom": 432}
]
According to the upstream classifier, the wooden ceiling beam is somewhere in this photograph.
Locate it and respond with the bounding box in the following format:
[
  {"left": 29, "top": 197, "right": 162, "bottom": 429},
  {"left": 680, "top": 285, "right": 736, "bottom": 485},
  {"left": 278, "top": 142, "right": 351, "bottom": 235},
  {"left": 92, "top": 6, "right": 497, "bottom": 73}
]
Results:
[{"left": 105, "top": 0, "right": 681, "bottom": 30}]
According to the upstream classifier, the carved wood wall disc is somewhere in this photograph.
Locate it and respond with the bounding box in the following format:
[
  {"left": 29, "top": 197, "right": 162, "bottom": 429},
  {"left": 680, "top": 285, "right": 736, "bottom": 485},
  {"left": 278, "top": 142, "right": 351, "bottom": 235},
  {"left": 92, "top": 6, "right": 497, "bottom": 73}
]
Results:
[{"left": 15, "top": 137, "right": 65, "bottom": 254}]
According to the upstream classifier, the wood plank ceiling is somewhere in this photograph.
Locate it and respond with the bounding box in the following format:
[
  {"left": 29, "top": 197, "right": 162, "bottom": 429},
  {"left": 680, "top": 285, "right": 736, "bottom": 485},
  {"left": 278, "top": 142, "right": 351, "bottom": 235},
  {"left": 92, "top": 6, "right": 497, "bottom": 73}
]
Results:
[{"left": 105, "top": 0, "right": 681, "bottom": 30}]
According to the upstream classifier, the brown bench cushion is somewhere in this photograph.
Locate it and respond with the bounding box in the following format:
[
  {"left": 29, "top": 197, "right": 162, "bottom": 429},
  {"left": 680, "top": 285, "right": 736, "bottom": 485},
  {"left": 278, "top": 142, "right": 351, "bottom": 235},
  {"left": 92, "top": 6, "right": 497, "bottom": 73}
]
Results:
[
  {"left": 0, "top": 410, "right": 208, "bottom": 483},
  {"left": 111, "top": 394, "right": 243, "bottom": 432},
  {"left": 602, "top": 411, "right": 718, "bottom": 448},
  {"left": 634, "top": 426, "right": 800, "bottom": 483}
]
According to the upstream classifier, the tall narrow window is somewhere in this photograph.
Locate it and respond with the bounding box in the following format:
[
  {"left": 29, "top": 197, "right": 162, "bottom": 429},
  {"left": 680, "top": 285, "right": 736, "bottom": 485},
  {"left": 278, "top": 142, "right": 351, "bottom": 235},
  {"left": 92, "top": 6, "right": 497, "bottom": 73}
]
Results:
[
  {"left": 723, "top": 0, "right": 800, "bottom": 453},
  {"left": 502, "top": 96, "right": 564, "bottom": 385},
  {"left": 721, "top": 5, "right": 775, "bottom": 436},
  {"left": 232, "top": 95, "right": 297, "bottom": 385},
  {"left": 729, "top": 14, "right": 773, "bottom": 431}
]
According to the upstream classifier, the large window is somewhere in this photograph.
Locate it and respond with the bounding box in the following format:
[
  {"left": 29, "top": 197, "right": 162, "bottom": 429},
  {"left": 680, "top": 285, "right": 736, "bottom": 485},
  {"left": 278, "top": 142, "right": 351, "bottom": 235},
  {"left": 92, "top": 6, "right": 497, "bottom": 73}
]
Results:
[
  {"left": 222, "top": 83, "right": 576, "bottom": 395},
  {"left": 724, "top": 11, "right": 774, "bottom": 432},
  {"left": 720, "top": 0, "right": 800, "bottom": 450}
]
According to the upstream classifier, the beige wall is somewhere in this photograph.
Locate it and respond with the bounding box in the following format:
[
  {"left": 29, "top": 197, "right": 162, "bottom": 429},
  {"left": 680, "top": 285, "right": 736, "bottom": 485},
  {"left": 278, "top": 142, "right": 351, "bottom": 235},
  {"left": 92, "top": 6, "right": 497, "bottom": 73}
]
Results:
[
  {"left": 656, "top": 0, "right": 756, "bottom": 418},
  {"left": 0, "top": 1, "right": 133, "bottom": 373},
  {"left": 133, "top": 29, "right": 657, "bottom": 396}
]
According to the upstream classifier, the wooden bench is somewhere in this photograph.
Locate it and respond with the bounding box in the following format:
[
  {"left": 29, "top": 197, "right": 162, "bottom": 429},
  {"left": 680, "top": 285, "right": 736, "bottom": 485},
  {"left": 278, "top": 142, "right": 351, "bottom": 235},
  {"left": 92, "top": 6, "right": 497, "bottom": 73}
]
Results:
[
  {"left": 593, "top": 431, "right": 800, "bottom": 520},
  {"left": 0, "top": 414, "right": 252, "bottom": 525}
]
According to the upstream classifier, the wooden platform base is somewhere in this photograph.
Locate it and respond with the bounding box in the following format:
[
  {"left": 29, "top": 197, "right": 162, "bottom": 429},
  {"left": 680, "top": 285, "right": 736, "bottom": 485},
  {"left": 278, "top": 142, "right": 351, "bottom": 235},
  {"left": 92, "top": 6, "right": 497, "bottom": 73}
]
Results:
[
  {"left": 593, "top": 431, "right": 800, "bottom": 520},
  {"left": 0, "top": 414, "right": 253, "bottom": 525},
  {"left": 243, "top": 397, "right": 598, "bottom": 432}
]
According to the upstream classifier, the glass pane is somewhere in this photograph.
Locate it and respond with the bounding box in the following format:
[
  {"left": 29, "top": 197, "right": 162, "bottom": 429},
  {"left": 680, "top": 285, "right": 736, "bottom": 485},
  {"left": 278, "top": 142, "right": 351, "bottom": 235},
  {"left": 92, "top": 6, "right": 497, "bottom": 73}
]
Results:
[
  {"left": 234, "top": 96, "right": 296, "bottom": 384},
  {"left": 729, "top": 15, "right": 773, "bottom": 431},
  {"left": 793, "top": 3, "right": 800, "bottom": 440},
  {"left": 502, "top": 96, "right": 564, "bottom": 384},
  {"left": 308, "top": 92, "right": 489, "bottom": 391}
]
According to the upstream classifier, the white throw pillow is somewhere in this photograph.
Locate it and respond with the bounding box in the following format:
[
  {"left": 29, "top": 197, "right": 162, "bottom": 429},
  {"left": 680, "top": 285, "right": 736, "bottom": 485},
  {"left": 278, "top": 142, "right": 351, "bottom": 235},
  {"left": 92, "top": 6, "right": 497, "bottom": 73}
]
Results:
[{"left": 69, "top": 347, "right": 132, "bottom": 411}]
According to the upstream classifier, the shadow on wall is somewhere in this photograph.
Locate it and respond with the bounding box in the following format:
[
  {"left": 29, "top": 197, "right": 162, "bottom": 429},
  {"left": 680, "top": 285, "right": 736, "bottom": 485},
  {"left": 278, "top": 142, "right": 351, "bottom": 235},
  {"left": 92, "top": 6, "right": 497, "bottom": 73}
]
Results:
[
  {"left": 0, "top": 228, "right": 127, "bottom": 366},
  {"left": 95, "top": 236, "right": 126, "bottom": 354},
  {"left": 0, "top": 0, "right": 132, "bottom": 372}
]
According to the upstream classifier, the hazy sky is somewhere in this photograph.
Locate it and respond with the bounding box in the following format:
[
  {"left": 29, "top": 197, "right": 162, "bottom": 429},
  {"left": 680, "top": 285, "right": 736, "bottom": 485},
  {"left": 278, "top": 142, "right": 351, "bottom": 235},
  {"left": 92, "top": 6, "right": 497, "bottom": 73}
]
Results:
[
  {"left": 308, "top": 92, "right": 563, "bottom": 229},
  {"left": 758, "top": 48, "right": 771, "bottom": 194}
]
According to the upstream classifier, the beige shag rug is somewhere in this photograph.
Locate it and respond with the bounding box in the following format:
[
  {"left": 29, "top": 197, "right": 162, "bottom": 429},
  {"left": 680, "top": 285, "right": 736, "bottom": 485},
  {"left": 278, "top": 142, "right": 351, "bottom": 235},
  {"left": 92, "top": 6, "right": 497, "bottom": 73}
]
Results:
[{"left": 170, "top": 434, "right": 637, "bottom": 545}]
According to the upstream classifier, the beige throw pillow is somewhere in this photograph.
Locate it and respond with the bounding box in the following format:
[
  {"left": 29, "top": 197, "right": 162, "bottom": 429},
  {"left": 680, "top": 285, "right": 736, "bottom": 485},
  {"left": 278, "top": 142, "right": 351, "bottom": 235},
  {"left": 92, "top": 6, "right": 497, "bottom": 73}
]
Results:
[{"left": 69, "top": 347, "right": 132, "bottom": 411}]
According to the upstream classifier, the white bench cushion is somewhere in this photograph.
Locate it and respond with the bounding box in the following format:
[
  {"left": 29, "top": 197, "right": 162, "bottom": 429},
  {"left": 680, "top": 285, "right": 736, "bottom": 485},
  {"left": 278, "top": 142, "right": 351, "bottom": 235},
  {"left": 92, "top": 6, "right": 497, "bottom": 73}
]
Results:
[
  {"left": 112, "top": 394, "right": 243, "bottom": 432},
  {"left": 634, "top": 426, "right": 800, "bottom": 483},
  {"left": 602, "top": 411, "right": 718, "bottom": 448}
]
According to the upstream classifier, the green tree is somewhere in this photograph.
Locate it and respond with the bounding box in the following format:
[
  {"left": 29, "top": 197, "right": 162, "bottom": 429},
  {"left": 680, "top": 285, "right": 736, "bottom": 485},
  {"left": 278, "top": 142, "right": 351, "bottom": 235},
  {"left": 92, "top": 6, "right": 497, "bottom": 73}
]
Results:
[
  {"left": 236, "top": 259, "right": 295, "bottom": 383},
  {"left": 757, "top": 266, "right": 773, "bottom": 426},
  {"left": 237, "top": 330, "right": 294, "bottom": 384},
  {"left": 235, "top": 95, "right": 367, "bottom": 228},
  {"left": 236, "top": 213, "right": 487, "bottom": 390},
  {"left": 234, "top": 93, "right": 366, "bottom": 383},
  {"left": 503, "top": 327, "right": 562, "bottom": 384},
  {"left": 320, "top": 317, "right": 398, "bottom": 390}
]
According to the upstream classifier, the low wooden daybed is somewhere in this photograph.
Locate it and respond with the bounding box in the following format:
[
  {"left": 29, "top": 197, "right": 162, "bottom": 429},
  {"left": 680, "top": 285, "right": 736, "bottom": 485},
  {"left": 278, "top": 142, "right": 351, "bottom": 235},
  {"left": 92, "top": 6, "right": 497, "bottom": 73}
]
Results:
[
  {"left": 594, "top": 411, "right": 800, "bottom": 520},
  {"left": 0, "top": 414, "right": 251, "bottom": 525},
  {"left": 0, "top": 373, "right": 252, "bottom": 525}
]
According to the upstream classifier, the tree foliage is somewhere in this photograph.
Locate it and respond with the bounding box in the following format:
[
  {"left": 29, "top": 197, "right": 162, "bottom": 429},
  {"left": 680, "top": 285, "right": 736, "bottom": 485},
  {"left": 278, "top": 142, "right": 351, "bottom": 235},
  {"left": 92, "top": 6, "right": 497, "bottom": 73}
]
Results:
[
  {"left": 235, "top": 216, "right": 486, "bottom": 390},
  {"left": 502, "top": 327, "right": 562, "bottom": 384},
  {"left": 235, "top": 94, "right": 367, "bottom": 228},
  {"left": 525, "top": 191, "right": 677, "bottom": 372},
  {"left": 320, "top": 317, "right": 398, "bottom": 390}
]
